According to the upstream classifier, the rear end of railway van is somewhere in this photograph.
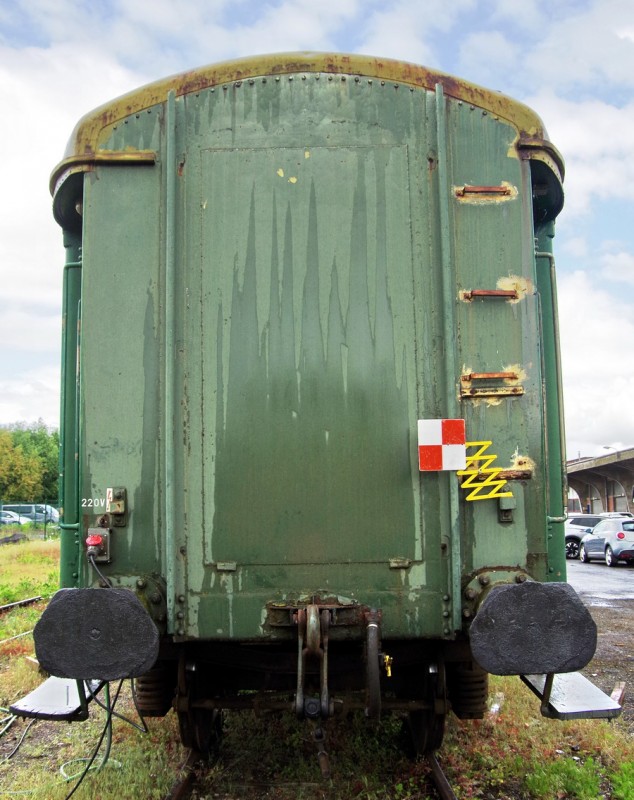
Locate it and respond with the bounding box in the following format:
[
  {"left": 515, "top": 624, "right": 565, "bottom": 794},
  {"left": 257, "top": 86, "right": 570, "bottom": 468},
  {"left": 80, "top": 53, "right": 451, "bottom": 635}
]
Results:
[{"left": 31, "top": 54, "right": 612, "bottom": 753}]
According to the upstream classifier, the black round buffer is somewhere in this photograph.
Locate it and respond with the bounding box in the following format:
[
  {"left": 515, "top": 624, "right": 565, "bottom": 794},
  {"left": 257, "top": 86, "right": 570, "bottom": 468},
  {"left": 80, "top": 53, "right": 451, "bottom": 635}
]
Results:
[
  {"left": 34, "top": 588, "right": 159, "bottom": 681},
  {"left": 469, "top": 581, "right": 597, "bottom": 676}
]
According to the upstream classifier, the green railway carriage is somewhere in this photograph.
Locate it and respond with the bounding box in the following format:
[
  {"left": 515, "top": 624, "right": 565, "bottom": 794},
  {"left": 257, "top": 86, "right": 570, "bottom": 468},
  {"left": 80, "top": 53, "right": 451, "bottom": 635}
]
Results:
[{"left": 30, "top": 53, "right": 613, "bottom": 757}]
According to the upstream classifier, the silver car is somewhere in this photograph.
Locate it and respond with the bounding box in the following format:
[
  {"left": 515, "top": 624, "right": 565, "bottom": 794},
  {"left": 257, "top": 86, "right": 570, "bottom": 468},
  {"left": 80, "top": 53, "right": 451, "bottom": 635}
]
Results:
[
  {"left": 579, "top": 517, "right": 634, "bottom": 567},
  {"left": 0, "top": 510, "right": 30, "bottom": 525}
]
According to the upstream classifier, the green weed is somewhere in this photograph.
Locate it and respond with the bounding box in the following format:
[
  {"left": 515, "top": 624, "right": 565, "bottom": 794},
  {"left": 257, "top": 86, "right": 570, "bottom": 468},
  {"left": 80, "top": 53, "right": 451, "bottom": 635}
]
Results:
[
  {"left": 524, "top": 755, "right": 601, "bottom": 799},
  {"left": 612, "top": 760, "right": 634, "bottom": 800}
]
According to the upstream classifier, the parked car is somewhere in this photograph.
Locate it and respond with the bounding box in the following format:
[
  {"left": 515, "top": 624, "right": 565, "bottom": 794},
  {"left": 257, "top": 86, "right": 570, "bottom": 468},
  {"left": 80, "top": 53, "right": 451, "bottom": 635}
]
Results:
[
  {"left": 579, "top": 517, "right": 634, "bottom": 566},
  {"left": 0, "top": 504, "right": 59, "bottom": 523},
  {"left": 565, "top": 515, "right": 607, "bottom": 559},
  {"left": 0, "top": 510, "right": 31, "bottom": 526},
  {"left": 599, "top": 511, "right": 633, "bottom": 518}
]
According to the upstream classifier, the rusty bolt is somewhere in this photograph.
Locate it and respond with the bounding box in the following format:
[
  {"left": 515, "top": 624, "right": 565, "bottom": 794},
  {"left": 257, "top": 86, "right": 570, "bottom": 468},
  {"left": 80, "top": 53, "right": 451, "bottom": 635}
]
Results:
[
  {"left": 150, "top": 593, "right": 161, "bottom": 604},
  {"left": 516, "top": 573, "right": 527, "bottom": 583},
  {"left": 463, "top": 608, "right": 472, "bottom": 619},
  {"left": 464, "top": 587, "right": 477, "bottom": 600},
  {"left": 478, "top": 574, "right": 490, "bottom": 586},
  {"left": 136, "top": 579, "right": 146, "bottom": 590}
]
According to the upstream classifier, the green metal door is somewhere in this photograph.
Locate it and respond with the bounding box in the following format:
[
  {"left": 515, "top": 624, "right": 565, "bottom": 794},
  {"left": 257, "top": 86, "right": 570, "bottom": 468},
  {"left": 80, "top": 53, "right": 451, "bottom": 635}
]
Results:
[{"left": 199, "top": 145, "right": 418, "bottom": 566}]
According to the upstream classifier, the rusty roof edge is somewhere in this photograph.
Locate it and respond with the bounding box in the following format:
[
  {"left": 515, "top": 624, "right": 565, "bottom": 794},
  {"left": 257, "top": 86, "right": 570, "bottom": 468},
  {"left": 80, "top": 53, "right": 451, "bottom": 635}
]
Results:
[
  {"left": 51, "top": 51, "right": 554, "bottom": 195},
  {"left": 517, "top": 136, "right": 565, "bottom": 183}
]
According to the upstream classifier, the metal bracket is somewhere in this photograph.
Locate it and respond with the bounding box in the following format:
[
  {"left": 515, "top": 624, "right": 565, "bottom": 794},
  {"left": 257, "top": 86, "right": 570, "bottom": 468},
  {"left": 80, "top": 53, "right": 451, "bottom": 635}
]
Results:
[
  {"left": 295, "top": 604, "right": 332, "bottom": 720},
  {"left": 107, "top": 487, "right": 127, "bottom": 527}
]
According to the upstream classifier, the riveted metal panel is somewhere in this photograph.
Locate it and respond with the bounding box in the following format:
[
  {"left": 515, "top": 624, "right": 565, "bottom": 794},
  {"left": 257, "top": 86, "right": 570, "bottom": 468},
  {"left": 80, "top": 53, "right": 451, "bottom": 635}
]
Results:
[
  {"left": 79, "top": 164, "right": 163, "bottom": 582},
  {"left": 63, "top": 62, "right": 564, "bottom": 643}
]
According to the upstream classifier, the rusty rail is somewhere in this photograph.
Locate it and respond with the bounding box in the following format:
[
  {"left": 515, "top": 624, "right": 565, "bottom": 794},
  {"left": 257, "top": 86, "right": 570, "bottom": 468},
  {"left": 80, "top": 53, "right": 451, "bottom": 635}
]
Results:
[
  {"left": 164, "top": 749, "right": 201, "bottom": 800},
  {"left": 0, "top": 596, "right": 42, "bottom": 614},
  {"left": 426, "top": 752, "right": 459, "bottom": 800}
]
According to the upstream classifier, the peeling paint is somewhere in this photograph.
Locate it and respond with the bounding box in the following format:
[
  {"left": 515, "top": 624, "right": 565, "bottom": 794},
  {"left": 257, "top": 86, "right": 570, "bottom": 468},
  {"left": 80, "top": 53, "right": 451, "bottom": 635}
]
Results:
[
  {"left": 220, "top": 573, "right": 234, "bottom": 637},
  {"left": 502, "top": 364, "right": 527, "bottom": 384},
  {"left": 510, "top": 452, "right": 536, "bottom": 473},
  {"left": 453, "top": 181, "right": 518, "bottom": 204},
  {"left": 497, "top": 275, "right": 532, "bottom": 302}
]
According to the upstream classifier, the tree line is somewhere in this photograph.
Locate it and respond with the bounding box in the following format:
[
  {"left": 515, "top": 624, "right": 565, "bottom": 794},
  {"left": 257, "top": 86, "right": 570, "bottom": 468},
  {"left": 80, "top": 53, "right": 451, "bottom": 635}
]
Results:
[{"left": 0, "top": 421, "right": 59, "bottom": 505}]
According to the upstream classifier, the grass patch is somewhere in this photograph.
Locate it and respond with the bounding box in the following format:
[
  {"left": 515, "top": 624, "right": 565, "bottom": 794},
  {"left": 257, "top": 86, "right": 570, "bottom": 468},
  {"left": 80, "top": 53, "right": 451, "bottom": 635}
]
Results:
[
  {"left": 0, "top": 540, "right": 633, "bottom": 797},
  {"left": 612, "top": 760, "right": 634, "bottom": 800},
  {"left": 1, "top": 668, "right": 634, "bottom": 799},
  {"left": 524, "top": 756, "right": 601, "bottom": 799},
  {"left": 0, "top": 686, "right": 184, "bottom": 799},
  {"left": 441, "top": 675, "right": 634, "bottom": 799},
  {"left": 0, "top": 538, "right": 60, "bottom": 605}
]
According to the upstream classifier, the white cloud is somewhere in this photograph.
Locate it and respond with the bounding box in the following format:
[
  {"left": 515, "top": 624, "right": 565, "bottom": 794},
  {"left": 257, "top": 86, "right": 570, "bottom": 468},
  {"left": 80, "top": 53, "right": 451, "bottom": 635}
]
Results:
[
  {"left": 560, "top": 236, "right": 589, "bottom": 259},
  {"left": 0, "top": 366, "right": 60, "bottom": 428},
  {"left": 4, "top": 0, "right": 366, "bottom": 76},
  {"left": 558, "top": 270, "right": 634, "bottom": 458},
  {"left": 525, "top": 1, "right": 634, "bottom": 92},
  {"left": 599, "top": 250, "right": 634, "bottom": 285},
  {"left": 457, "top": 29, "right": 518, "bottom": 89},
  {"left": 0, "top": 310, "right": 60, "bottom": 353},
  {"left": 0, "top": 44, "right": 144, "bottom": 299},
  {"left": 524, "top": 91, "right": 634, "bottom": 218},
  {"left": 357, "top": 0, "right": 475, "bottom": 65},
  {"left": 490, "top": 0, "right": 545, "bottom": 32}
]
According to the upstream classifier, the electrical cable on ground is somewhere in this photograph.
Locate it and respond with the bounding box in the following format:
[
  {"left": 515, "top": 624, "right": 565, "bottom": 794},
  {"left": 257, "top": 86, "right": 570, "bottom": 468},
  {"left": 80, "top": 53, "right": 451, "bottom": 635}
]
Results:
[
  {"left": 61, "top": 680, "right": 123, "bottom": 800},
  {"left": 0, "top": 717, "right": 36, "bottom": 765}
]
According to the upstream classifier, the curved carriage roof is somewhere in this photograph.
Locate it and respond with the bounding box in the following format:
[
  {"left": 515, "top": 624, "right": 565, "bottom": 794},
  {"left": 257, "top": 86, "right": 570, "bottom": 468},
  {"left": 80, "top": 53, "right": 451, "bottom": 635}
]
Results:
[{"left": 51, "top": 52, "right": 563, "bottom": 194}]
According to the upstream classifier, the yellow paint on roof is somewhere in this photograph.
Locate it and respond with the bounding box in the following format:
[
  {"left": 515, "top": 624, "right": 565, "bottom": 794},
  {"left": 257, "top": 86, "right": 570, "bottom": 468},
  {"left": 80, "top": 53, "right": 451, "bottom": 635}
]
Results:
[{"left": 52, "top": 52, "right": 561, "bottom": 193}]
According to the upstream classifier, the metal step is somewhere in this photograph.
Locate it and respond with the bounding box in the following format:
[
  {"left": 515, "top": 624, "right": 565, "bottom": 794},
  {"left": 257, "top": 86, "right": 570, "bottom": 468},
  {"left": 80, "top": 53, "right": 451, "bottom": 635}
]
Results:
[
  {"left": 521, "top": 672, "right": 623, "bottom": 720},
  {"left": 10, "top": 677, "right": 103, "bottom": 721}
]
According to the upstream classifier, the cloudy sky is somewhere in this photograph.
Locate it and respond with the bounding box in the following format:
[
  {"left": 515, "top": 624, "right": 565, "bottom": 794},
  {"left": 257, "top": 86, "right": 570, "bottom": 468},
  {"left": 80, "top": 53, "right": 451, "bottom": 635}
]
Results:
[{"left": 1, "top": 0, "right": 632, "bottom": 460}]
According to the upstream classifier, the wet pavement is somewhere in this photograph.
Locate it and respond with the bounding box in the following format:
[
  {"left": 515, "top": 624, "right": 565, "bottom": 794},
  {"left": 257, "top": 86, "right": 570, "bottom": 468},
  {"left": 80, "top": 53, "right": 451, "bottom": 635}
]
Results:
[{"left": 566, "top": 558, "right": 634, "bottom": 602}]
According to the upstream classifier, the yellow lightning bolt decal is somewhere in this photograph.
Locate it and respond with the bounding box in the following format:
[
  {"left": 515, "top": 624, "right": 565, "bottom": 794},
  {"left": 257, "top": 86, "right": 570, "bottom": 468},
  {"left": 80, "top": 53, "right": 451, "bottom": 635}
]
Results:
[{"left": 457, "top": 441, "right": 514, "bottom": 501}]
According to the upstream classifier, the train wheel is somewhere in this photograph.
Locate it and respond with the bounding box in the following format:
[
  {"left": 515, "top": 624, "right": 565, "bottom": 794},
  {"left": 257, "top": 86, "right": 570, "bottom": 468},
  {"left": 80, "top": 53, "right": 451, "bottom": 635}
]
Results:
[
  {"left": 176, "top": 655, "right": 223, "bottom": 757},
  {"left": 404, "top": 662, "right": 447, "bottom": 755},
  {"left": 178, "top": 705, "right": 223, "bottom": 756}
]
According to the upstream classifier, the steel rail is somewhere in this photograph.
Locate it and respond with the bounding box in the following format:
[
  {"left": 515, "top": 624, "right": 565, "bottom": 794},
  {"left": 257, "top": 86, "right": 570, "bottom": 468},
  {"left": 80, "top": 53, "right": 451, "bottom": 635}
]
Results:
[
  {"left": 426, "top": 752, "right": 458, "bottom": 800},
  {"left": 0, "top": 596, "right": 42, "bottom": 614},
  {"left": 164, "top": 749, "right": 201, "bottom": 800}
]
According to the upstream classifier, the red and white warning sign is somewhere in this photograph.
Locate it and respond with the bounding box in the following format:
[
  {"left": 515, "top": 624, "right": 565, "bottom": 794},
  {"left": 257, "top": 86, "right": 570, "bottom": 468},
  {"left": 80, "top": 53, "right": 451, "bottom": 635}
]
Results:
[{"left": 418, "top": 419, "right": 466, "bottom": 471}]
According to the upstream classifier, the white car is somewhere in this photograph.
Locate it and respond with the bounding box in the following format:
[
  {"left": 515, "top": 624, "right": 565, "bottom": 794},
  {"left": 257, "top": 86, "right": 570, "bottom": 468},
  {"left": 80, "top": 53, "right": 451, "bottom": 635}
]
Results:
[{"left": 0, "top": 510, "right": 31, "bottom": 526}]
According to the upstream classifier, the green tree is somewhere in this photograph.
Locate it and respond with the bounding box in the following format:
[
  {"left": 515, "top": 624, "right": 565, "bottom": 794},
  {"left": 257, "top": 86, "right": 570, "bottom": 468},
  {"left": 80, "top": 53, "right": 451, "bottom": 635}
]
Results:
[{"left": 0, "top": 421, "right": 59, "bottom": 504}]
